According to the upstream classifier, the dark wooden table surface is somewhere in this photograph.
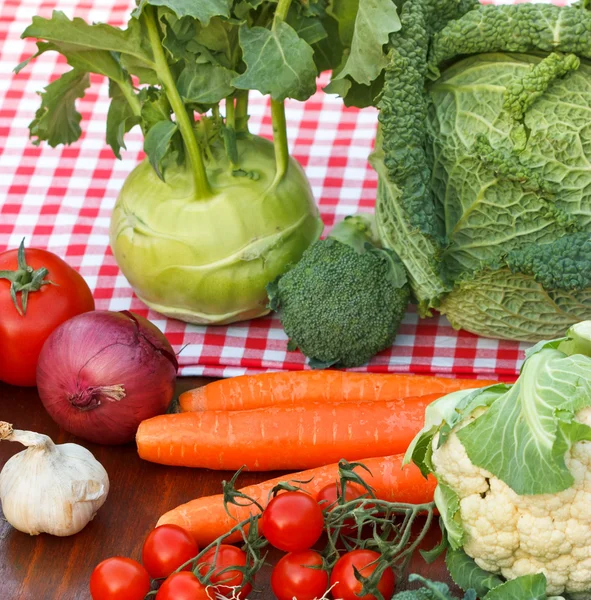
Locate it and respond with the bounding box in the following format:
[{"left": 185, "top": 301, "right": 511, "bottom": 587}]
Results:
[{"left": 0, "top": 379, "right": 453, "bottom": 600}]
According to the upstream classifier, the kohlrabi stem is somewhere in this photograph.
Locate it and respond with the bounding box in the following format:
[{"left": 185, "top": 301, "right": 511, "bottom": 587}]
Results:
[
  {"left": 235, "top": 90, "right": 249, "bottom": 133},
  {"left": 269, "top": 0, "right": 292, "bottom": 187},
  {"left": 225, "top": 96, "right": 236, "bottom": 129},
  {"left": 117, "top": 79, "right": 142, "bottom": 119},
  {"left": 270, "top": 98, "right": 289, "bottom": 187},
  {"left": 144, "top": 7, "right": 211, "bottom": 198},
  {"left": 273, "top": 0, "right": 292, "bottom": 25}
]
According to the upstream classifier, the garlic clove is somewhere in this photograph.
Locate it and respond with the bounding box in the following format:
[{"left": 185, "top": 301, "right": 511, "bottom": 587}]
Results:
[{"left": 0, "top": 422, "right": 109, "bottom": 537}]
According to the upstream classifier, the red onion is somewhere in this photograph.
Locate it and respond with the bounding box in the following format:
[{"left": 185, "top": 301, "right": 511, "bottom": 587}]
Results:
[{"left": 37, "top": 311, "right": 178, "bottom": 445}]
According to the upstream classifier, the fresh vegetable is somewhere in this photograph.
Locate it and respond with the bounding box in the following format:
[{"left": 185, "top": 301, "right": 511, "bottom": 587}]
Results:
[
  {"left": 392, "top": 574, "right": 476, "bottom": 600},
  {"left": 155, "top": 572, "right": 210, "bottom": 600},
  {"left": 317, "top": 481, "right": 368, "bottom": 538},
  {"left": 268, "top": 214, "right": 410, "bottom": 368},
  {"left": 330, "top": 549, "right": 396, "bottom": 600},
  {"left": 15, "top": 1, "right": 377, "bottom": 325},
  {"left": 157, "top": 454, "right": 437, "bottom": 547},
  {"left": 37, "top": 310, "right": 177, "bottom": 445},
  {"left": 271, "top": 550, "right": 329, "bottom": 600},
  {"left": 179, "top": 371, "right": 500, "bottom": 412},
  {"left": 0, "top": 240, "right": 94, "bottom": 387},
  {"left": 261, "top": 491, "right": 324, "bottom": 552},
  {"left": 350, "top": 0, "right": 591, "bottom": 342},
  {"left": 90, "top": 557, "right": 150, "bottom": 600},
  {"left": 137, "top": 395, "right": 435, "bottom": 470},
  {"left": 142, "top": 524, "right": 199, "bottom": 579},
  {"left": 406, "top": 320, "right": 591, "bottom": 597},
  {"left": 0, "top": 422, "right": 108, "bottom": 536},
  {"left": 197, "top": 544, "right": 252, "bottom": 598}
]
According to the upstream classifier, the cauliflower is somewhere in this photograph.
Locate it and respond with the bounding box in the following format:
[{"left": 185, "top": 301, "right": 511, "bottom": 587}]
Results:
[
  {"left": 406, "top": 322, "right": 591, "bottom": 599},
  {"left": 433, "top": 408, "right": 591, "bottom": 596}
]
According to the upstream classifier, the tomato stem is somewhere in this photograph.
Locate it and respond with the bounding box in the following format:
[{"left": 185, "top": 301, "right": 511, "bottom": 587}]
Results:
[{"left": 0, "top": 239, "right": 56, "bottom": 316}]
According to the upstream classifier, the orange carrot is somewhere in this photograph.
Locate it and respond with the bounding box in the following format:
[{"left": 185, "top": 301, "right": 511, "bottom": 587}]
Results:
[
  {"left": 157, "top": 454, "right": 437, "bottom": 547},
  {"left": 179, "top": 370, "right": 499, "bottom": 412},
  {"left": 137, "top": 395, "right": 438, "bottom": 471}
]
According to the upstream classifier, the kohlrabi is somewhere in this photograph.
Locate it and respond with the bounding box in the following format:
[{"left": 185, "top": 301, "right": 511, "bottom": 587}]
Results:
[{"left": 17, "top": 1, "right": 347, "bottom": 324}]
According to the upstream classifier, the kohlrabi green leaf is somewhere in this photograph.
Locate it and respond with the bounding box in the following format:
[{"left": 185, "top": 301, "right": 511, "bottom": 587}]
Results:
[
  {"left": 21, "top": 11, "right": 154, "bottom": 65},
  {"left": 177, "top": 62, "right": 236, "bottom": 104},
  {"left": 327, "top": 0, "right": 401, "bottom": 88},
  {"left": 139, "top": 88, "right": 172, "bottom": 130},
  {"left": 17, "top": 41, "right": 128, "bottom": 83},
  {"left": 482, "top": 573, "right": 547, "bottom": 600},
  {"left": 133, "top": 0, "right": 232, "bottom": 24},
  {"left": 143, "top": 120, "right": 178, "bottom": 180},
  {"left": 233, "top": 21, "right": 317, "bottom": 102},
  {"left": 327, "top": 0, "right": 359, "bottom": 48},
  {"left": 287, "top": 12, "right": 328, "bottom": 46},
  {"left": 457, "top": 346, "right": 591, "bottom": 495},
  {"left": 233, "top": 0, "right": 264, "bottom": 21},
  {"left": 29, "top": 69, "right": 90, "bottom": 147},
  {"left": 445, "top": 549, "right": 503, "bottom": 598},
  {"left": 434, "top": 482, "right": 464, "bottom": 550},
  {"left": 106, "top": 81, "right": 141, "bottom": 159}
]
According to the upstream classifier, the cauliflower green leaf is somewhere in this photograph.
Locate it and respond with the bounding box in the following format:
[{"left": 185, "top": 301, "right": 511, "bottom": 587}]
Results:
[{"left": 458, "top": 344, "right": 591, "bottom": 494}]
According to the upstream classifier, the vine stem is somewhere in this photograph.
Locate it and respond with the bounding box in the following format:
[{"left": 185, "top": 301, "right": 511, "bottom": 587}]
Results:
[
  {"left": 143, "top": 6, "right": 211, "bottom": 198},
  {"left": 270, "top": 98, "right": 289, "bottom": 187}
]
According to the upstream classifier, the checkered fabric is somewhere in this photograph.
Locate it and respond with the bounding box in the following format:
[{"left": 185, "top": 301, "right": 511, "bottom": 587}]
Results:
[{"left": 0, "top": 0, "right": 571, "bottom": 379}]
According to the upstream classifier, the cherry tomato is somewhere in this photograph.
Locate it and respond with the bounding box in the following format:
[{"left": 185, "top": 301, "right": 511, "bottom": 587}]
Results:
[
  {"left": 330, "top": 549, "right": 396, "bottom": 600},
  {"left": 317, "top": 482, "right": 366, "bottom": 536},
  {"left": 261, "top": 491, "right": 324, "bottom": 552},
  {"left": 0, "top": 241, "right": 94, "bottom": 386},
  {"left": 142, "top": 524, "right": 199, "bottom": 579},
  {"left": 90, "top": 557, "right": 150, "bottom": 600},
  {"left": 197, "top": 544, "right": 252, "bottom": 598},
  {"left": 156, "top": 572, "right": 210, "bottom": 600},
  {"left": 271, "top": 550, "right": 329, "bottom": 600}
]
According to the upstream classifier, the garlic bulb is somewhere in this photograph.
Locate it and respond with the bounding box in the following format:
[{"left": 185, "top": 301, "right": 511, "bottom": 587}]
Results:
[{"left": 0, "top": 422, "right": 109, "bottom": 536}]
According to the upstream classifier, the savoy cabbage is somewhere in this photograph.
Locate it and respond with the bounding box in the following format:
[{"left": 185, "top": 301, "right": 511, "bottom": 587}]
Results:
[{"left": 358, "top": 0, "right": 591, "bottom": 342}]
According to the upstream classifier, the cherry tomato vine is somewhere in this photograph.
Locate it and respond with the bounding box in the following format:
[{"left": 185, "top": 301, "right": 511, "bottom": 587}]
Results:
[{"left": 91, "top": 460, "right": 437, "bottom": 600}]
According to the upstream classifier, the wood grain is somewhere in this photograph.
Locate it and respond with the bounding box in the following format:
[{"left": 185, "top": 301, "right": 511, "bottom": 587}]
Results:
[{"left": 0, "top": 379, "right": 454, "bottom": 600}]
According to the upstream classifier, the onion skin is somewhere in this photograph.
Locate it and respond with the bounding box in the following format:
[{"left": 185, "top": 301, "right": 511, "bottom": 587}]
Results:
[{"left": 37, "top": 311, "right": 177, "bottom": 445}]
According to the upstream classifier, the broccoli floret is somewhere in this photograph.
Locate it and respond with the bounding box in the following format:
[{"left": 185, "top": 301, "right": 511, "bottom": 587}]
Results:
[
  {"left": 392, "top": 575, "right": 476, "bottom": 599},
  {"left": 268, "top": 215, "right": 410, "bottom": 368},
  {"left": 505, "top": 232, "right": 591, "bottom": 291}
]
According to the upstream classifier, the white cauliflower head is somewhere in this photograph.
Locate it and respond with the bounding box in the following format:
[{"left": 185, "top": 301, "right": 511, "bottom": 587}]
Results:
[{"left": 432, "top": 407, "right": 591, "bottom": 597}]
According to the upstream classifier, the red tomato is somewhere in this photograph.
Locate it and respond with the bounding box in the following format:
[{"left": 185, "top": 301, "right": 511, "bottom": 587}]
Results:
[
  {"left": 317, "top": 482, "right": 366, "bottom": 536},
  {"left": 261, "top": 492, "right": 324, "bottom": 552},
  {"left": 271, "top": 550, "right": 328, "bottom": 600},
  {"left": 330, "top": 549, "right": 396, "bottom": 600},
  {"left": 142, "top": 524, "right": 199, "bottom": 579},
  {"left": 156, "top": 572, "right": 210, "bottom": 600},
  {"left": 90, "top": 557, "right": 150, "bottom": 600},
  {"left": 197, "top": 544, "right": 253, "bottom": 598},
  {"left": 0, "top": 242, "right": 94, "bottom": 386}
]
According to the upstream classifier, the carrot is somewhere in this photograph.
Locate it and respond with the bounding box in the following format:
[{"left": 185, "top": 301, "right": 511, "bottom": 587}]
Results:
[
  {"left": 137, "top": 394, "right": 438, "bottom": 471},
  {"left": 157, "top": 454, "right": 437, "bottom": 547},
  {"left": 179, "top": 370, "right": 499, "bottom": 412}
]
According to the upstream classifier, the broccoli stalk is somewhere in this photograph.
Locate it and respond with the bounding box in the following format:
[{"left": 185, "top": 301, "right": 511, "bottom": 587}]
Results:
[{"left": 267, "top": 214, "right": 410, "bottom": 369}]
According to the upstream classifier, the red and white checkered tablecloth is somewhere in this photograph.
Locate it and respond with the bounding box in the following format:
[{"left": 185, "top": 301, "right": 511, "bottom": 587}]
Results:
[{"left": 0, "top": 0, "right": 571, "bottom": 379}]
